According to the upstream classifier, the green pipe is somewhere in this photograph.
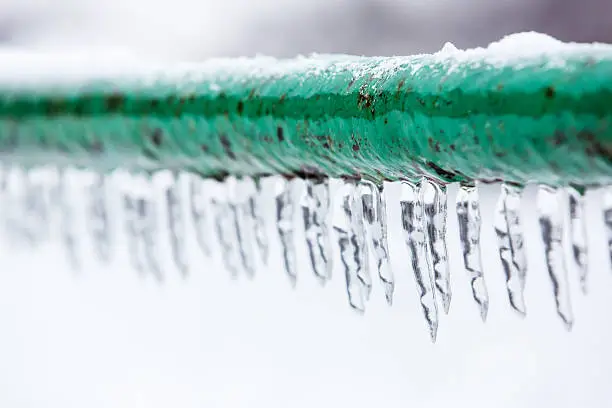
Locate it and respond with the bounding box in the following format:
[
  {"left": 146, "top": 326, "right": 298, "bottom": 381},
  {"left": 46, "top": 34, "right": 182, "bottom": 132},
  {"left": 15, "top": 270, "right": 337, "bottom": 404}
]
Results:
[{"left": 0, "top": 41, "right": 611, "bottom": 186}]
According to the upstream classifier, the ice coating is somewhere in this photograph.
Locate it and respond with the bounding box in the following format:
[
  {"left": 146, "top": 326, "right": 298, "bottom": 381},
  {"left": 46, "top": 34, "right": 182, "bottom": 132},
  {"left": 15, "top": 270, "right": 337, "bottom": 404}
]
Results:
[
  {"left": 456, "top": 182, "right": 489, "bottom": 321},
  {"left": 302, "top": 178, "right": 333, "bottom": 283},
  {"left": 494, "top": 183, "right": 527, "bottom": 316},
  {"left": 537, "top": 185, "right": 573, "bottom": 330},
  {"left": 400, "top": 180, "right": 438, "bottom": 342},
  {"left": 359, "top": 180, "right": 394, "bottom": 304}
]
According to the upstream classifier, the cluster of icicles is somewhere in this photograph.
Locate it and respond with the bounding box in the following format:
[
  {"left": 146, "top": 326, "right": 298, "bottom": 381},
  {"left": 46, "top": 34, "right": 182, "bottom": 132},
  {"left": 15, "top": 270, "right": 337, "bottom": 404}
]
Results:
[{"left": 1, "top": 166, "right": 609, "bottom": 342}]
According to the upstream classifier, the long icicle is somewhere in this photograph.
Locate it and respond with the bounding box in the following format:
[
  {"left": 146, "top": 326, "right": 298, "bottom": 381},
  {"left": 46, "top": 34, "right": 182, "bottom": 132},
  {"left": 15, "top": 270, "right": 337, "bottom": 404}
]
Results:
[
  {"left": 274, "top": 177, "right": 299, "bottom": 285},
  {"left": 494, "top": 183, "right": 527, "bottom": 316},
  {"left": 140, "top": 192, "right": 163, "bottom": 281},
  {"left": 567, "top": 186, "right": 588, "bottom": 294},
  {"left": 456, "top": 181, "right": 489, "bottom": 321},
  {"left": 421, "top": 178, "right": 451, "bottom": 314},
  {"left": 400, "top": 180, "right": 438, "bottom": 342},
  {"left": 212, "top": 179, "right": 241, "bottom": 278},
  {"left": 251, "top": 178, "right": 269, "bottom": 266},
  {"left": 334, "top": 180, "right": 367, "bottom": 313},
  {"left": 538, "top": 185, "right": 573, "bottom": 330},
  {"left": 57, "top": 169, "right": 80, "bottom": 271},
  {"left": 302, "top": 178, "right": 333, "bottom": 283},
  {"left": 166, "top": 174, "right": 189, "bottom": 276},
  {"left": 189, "top": 174, "right": 212, "bottom": 258},
  {"left": 232, "top": 177, "right": 257, "bottom": 278},
  {"left": 123, "top": 190, "right": 146, "bottom": 275},
  {"left": 359, "top": 180, "right": 394, "bottom": 304},
  {"left": 87, "top": 174, "right": 111, "bottom": 264}
]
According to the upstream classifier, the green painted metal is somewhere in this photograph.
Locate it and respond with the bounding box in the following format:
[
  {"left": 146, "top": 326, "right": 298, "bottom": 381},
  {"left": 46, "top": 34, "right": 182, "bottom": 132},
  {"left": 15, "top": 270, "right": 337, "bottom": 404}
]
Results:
[{"left": 0, "top": 49, "right": 611, "bottom": 186}]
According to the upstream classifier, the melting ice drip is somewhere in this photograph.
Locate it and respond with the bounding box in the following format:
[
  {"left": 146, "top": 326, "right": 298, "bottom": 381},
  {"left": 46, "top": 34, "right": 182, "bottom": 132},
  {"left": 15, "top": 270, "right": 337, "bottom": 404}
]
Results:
[{"left": 0, "top": 166, "right": 607, "bottom": 342}]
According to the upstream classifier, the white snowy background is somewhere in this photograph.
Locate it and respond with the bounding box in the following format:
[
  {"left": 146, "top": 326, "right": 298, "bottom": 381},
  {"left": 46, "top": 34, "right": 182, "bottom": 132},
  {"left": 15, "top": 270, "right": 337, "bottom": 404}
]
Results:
[{"left": 0, "top": 1, "right": 611, "bottom": 407}]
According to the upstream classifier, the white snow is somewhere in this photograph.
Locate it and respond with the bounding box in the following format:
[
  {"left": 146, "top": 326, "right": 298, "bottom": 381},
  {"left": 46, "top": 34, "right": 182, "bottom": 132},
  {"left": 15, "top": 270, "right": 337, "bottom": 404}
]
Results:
[
  {"left": 1, "top": 32, "right": 611, "bottom": 88},
  {"left": 433, "top": 31, "right": 612, "bottom": 67}
]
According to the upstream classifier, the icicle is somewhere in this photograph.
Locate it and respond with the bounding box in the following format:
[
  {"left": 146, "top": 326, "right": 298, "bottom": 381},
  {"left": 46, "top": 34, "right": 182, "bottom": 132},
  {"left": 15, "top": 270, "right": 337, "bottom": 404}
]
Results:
[
  {"left": 123, "top": 192, "right": 146, "bottom": 274},
  {"left": 400, "top": 180, "right": 438, "bottom": 342},
  {"left": 604, "top": 186, "right": 612, "bottom": 270},
  {"left": 189, "top": 174, "right": 212, "bottom": 257},
  {"left": 166, "top": 174, "right": 189, "bottom": 276},
  {"left": 494, "top": 183, "right": 527, "bottom": 316},
  {"left": 122, "top": 175, "right": 162, "bottom": 280},
  {"left": 87, "top": 174, "right": 111, "bottom": 263},
  {"left": 15, "top": 168, "right": 50, "bottom": 247},
  {"left": 57, "top": 169, "right": 80, "bottom": 270},
  {"left": 231, "top": 177, "right": 257, "bottom": 278},
  {"left": 302, "top": 178, "right": 333, "bottom": 283},
  {"left": 274, "top": 177, "right": 299, "bottom": 285},
  {"left": 421, "top": 178, "right": 451, "bottom": 314},
  {"left": 251, "top": 179, "right": 269, "bottom": 266},
  {"left": 567, "top": 186, "right": 588, "bottom": 294},
  {"left": 140, "top": 195, "right": 163, "bottom": 281},
  {"left": 538, "top": 185, "right": 573, "bottom": 330},
  {"left": 351, "top": 182, "right": 371, "bottom": 301},
  {"left": 359, "top": 180, "right": 394, "bottom": 304},
  {"left": 211, "top": 179, "right": 241, "bottom": 278},
  {"left": 334, "top": 180, "right": 367, "bottom": 312},
  {"left": 3, "top": 167, "right": 48, "bottom": 246},
  {"left": 456, "top": 181, "right": 489, "bottom": 321}
]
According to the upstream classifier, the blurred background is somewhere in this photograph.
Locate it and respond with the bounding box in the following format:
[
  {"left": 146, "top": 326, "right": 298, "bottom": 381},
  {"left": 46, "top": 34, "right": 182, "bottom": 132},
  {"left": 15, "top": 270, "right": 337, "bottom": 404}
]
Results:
[
  {"left": 1, "top": 0, "right": 612, "bottom": 59},
  {"left": 0, "top": 1, "right": 612, "bottom": 408}
]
